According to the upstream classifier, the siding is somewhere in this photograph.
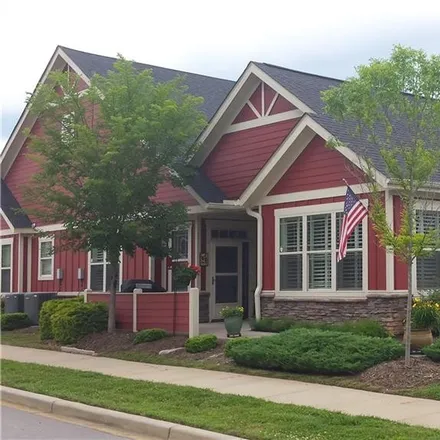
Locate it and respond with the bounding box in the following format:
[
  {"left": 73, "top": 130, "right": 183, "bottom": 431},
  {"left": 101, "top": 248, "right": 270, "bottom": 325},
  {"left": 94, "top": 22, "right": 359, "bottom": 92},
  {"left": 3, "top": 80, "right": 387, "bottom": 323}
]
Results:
[
  {"left": 155, "top": 181, "right": 198, "bottom": 206},
  {"left": 202, "top": 118, "right": 299, "bottom": 198},
  {"left": 269, "top": 135, "right": 362, "bottom": 195},
  {"left": 262, "top": 196, "right": 385, "bottom": 291},
  {"left": 0, "top": 215, "right": 11, "bottom": 230},
  {"left": 123, "top": 247, "right": 150, "bottom": 281},
  {"left": 393, "top": 196, "right": 408, "bottom": 290}
]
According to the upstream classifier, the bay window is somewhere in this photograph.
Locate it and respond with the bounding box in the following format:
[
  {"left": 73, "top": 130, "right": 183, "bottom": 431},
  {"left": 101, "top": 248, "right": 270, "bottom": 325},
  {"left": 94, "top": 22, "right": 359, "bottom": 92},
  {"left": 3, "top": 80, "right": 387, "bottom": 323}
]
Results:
[{"left": 278, "top": 203, "right": 366, "bottom": 294}]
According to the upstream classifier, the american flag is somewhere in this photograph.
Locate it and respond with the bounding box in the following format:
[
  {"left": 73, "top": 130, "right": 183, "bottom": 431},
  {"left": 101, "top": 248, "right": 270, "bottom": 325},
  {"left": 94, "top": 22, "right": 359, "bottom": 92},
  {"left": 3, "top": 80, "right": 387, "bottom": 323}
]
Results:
[{"left": 337, "top": 186, "right": 368, "bottom": 262}]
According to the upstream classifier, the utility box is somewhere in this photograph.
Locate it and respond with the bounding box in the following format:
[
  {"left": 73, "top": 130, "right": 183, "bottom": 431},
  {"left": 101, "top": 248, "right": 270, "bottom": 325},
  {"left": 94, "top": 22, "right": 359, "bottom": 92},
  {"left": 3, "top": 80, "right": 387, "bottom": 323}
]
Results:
[
  {"left": 3, "top": 293, "right": 24, "bottom": 313},
  {"left": 24, "top": 292, "right": 57, "bottom": 325}
]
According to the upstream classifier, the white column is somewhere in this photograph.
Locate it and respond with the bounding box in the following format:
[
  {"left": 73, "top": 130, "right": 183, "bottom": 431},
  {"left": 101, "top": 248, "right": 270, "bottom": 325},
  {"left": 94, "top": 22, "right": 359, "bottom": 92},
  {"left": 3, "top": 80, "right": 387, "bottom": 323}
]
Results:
[
  {"left": 194, "top": 216, "right": 201, "bottom": 289},
  {"left": 133, "top": 288, "right": 141, "bottom": 333},
  {"left": 27, "top": 237, "right": 32, "bottom": 292},
  {"left": 385, "top": 190, "right": 395, "bottom": 292},
  {"left": 17, "top": 234, "right": 23, "bottom": 292},
  {"left": 189, "top": 287, "right": 199, "bottom": 337},
  {"left": 83, "top": 288, "right": 92, "bottom": 303}
]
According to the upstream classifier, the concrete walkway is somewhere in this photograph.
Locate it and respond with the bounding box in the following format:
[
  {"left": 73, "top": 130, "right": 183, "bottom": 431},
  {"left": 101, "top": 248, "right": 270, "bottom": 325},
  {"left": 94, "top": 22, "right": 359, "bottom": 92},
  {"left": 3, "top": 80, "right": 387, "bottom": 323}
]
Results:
[
  {"left": 199, "top": 321, "right": 276, "bottom": 338},
  {"left": 2, "top": 345, "right": 440, "bottom": 429}
]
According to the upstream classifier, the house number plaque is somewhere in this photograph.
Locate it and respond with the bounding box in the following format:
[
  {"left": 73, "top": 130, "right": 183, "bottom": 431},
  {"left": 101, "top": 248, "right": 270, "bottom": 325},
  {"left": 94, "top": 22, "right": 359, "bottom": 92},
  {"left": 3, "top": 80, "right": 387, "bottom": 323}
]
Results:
[{"left": 199, "top": 252, "right": 209, "bottom": 267}]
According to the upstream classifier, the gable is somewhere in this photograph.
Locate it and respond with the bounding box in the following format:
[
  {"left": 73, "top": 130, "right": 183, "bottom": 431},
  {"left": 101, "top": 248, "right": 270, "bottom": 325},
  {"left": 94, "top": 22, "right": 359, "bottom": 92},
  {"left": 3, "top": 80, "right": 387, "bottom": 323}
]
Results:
[
  {"left": 0, "top": 214, "right": 12, "bottom": 231},
  {"left": 269, "top": 135, "right": 363, "bottom": 195},
  {"left": 231, "top": 82, "right": 296, "bottom": 125}
]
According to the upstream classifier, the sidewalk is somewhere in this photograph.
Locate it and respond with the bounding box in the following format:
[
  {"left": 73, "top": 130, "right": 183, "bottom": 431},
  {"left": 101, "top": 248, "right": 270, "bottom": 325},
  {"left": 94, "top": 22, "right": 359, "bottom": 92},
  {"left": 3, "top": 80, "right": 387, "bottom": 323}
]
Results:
[{"left": 2, "top": 345, "right": 440, "bottom": 429}]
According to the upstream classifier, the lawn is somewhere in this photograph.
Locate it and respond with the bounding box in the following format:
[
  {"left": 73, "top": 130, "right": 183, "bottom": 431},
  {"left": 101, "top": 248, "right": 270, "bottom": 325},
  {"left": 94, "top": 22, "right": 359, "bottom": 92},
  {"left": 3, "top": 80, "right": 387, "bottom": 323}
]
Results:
[
  {"left": 2, "top": 360, "right": 440, "bottom": 440},
  {"left": 2, "top": 328, "right": 439, "bottom": 401}
]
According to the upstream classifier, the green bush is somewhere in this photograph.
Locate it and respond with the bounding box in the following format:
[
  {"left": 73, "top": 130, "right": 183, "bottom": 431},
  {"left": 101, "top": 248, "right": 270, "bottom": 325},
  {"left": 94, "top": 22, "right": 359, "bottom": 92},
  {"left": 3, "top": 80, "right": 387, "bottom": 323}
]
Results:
[
  {"left": 51, "top": 302, "right": 108, "bottom": 345},
  {"left": 251, "top": 317, "right": 390, "bottom": 338},
  {"left": 227, "top": 328, "right": 404, "bottom": 374},
  {"left": 40, "top": 298, "right": 84, "bottom": 340},
  {"left": 1, "top": 297, "right": 5, "bottom": 314},
  {"left": 224, "top": 337, "right": 252, "bottom": 357},
  {"left": 134, "top": 328, "right": 168, "bottom": 344},
  {"left": 1, "top": 313, "right": 32, "bottom": 331},
  {"left": 422, "top": 339, "right": 440, "bottom": 362},
  {"left": 185, "top": 334, "right": 217, "bottom": 353}
]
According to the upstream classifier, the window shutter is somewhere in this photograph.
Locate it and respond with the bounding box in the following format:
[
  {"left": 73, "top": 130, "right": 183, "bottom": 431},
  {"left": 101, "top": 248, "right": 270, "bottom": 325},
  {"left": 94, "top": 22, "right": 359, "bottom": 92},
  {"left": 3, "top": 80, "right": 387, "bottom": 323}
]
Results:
[
  {"left": 280, "top": 217, "right": 302, "bottom": 253},
  {"left": 417, "top": 253, "right": 440, "bottom": 289},
  {"left": 280, "top": 255, "right": 302, "bottom": 290}
]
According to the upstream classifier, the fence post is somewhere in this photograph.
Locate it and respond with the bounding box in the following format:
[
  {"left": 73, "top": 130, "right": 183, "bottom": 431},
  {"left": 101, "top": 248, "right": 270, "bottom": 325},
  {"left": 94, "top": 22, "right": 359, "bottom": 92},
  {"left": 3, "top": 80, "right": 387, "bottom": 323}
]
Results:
[
  {"left": 83, "top": 289, "right": 92, "bottom": 303},
  {"left": 189, "top": 287, "right": 199, "bottom": 338},
  {"left": 133, "top": 288, "right": 141, "bottom": 333}
]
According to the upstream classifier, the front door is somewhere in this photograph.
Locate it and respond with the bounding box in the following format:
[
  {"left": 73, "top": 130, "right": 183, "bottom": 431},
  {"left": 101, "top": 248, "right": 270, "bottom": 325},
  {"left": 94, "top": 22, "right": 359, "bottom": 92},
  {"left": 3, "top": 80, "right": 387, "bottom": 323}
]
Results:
[{"left": 213, "top": 244, "right": 242, "bottom": 319}]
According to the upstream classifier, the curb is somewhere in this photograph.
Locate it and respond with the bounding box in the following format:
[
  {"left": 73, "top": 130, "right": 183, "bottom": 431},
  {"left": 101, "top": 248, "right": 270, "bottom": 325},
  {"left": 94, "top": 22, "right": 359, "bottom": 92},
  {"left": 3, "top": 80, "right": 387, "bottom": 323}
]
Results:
[{"left": 1, "top": 386, "right": 242, "bottom": 440}]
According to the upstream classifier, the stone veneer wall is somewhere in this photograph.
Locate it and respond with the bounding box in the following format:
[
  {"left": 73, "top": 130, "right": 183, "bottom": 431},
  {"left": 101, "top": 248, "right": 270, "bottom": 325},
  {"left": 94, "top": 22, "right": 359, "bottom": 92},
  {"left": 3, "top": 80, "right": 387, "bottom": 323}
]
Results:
[
  {"left": 261, "top": 294, "right": 407, "bottom": 335},
  {"left": 199, "top": 291, "right": 210, "bottom": 323}
]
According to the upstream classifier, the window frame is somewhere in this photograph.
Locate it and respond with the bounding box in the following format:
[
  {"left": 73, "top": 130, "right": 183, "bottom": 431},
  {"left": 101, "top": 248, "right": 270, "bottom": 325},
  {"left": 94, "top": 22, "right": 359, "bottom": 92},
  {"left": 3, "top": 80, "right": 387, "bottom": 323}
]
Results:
[
  {"left": 275, "top": 201, "right": 368, "bottom": 297},
  {"left": 168, "top": 223, "right": 192, "bottom": 292},
  {"left": 38, "top": 237, "right": 54, "bottom": 281},
  {"left": 0, "top": 238, "right": 13, "bottom": 293},
  {"left": 87, "top": 249, "right": 123, "bottom": 292}
]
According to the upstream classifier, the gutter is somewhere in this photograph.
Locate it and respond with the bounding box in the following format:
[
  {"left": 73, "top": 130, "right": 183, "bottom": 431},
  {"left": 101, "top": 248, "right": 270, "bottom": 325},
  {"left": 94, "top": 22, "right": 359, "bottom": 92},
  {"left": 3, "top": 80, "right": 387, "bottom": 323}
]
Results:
[{"left": 246, "top": 206, "right": 262, "bottom": 321}]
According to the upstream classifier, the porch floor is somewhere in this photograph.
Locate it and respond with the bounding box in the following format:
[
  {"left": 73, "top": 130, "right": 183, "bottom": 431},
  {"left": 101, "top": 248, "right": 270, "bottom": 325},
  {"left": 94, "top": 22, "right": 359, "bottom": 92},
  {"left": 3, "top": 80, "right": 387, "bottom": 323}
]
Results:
[{"left": 199, "top": 320, "right": 276, "bottom": 339}]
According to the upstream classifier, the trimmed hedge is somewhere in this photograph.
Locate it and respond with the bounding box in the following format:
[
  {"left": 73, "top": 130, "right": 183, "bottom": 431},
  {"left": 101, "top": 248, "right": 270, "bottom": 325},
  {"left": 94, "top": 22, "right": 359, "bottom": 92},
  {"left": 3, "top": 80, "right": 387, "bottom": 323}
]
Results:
[
  {"left": 227, "top": 328, "right": 404, "bottom": 374},
  {"left": 1, "top": 313, "right": 32, "bottom": 331},
  {"left": 134, "top": 328, "right": 168, "bottom": 344},
  {"left": 224, "top": 337, "right": 252, "bottom": 358},
  {"left": 251, "top": 318, "right": 390, "bottom": 338},
  {"left": 40, "top": 298, "right": 84, "bottom": 340},
  {"left": 185, "top": 334, "right": 217, "bottom": 353},
  {"left": 422, "top": 339, "right": 440, "bottom": 362},
  {"left": 52, "top": 302, "right": 108, "bottom": 345}
]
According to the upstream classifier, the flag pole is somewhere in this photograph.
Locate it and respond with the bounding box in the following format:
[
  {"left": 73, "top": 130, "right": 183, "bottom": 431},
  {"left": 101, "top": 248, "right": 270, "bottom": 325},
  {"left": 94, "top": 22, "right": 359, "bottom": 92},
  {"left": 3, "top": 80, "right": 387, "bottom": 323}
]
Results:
[{"left": 342, "top": 178, "right": 349, "bottom": 187}]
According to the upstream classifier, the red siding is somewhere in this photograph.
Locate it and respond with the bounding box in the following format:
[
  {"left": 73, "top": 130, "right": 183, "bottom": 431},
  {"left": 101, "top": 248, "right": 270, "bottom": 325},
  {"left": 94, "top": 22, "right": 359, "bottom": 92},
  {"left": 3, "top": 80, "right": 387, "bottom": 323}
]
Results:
[
  {"left": 155, "top": 182, "right": 198, "bottom": 206},
  {"left": 0, "top": 215, "right": 11, "bottom": 230},
  {"left": 269, "top": 136, "right": 363, "bottom": 195},
  {"left": 203, "top": 119, "right": 299, "bottom": 198},
  {"left": 269, "top": 95, "right": 295, "bottom": 115},
  {"left": 394, "top": 196, "right": 408, "bottom": 290},
  {"left": 232, "top": 104, "right": 258, "bottom": 124},
  {"left": 30, "top": 234, "right": 88, "bottom": 293},
  {"left": 262, "top": 196, "right": 385, "bottom": 291},
  {"left": 123, "top": 247, "right": 149, "bottom": 281},
  {"left": 249, "top": 83, "right": 263, "bottom": 115},
  {"left": 264, "top": 84, "right": 277, "bottom": 115}
]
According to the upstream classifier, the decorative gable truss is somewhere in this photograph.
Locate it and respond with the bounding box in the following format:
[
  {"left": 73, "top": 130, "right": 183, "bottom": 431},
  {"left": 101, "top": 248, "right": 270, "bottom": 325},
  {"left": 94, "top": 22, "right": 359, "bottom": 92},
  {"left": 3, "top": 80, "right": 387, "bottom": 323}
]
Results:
[{"left": 226, "top": 82, "right": 303, "bottom": 133}]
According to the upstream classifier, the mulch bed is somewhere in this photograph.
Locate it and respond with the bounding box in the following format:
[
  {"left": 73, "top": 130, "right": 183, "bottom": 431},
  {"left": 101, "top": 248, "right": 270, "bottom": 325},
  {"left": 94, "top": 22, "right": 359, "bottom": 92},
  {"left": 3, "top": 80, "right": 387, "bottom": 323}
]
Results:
[{"left": 359, "top": 357, "right": 440, "bottom": 391}]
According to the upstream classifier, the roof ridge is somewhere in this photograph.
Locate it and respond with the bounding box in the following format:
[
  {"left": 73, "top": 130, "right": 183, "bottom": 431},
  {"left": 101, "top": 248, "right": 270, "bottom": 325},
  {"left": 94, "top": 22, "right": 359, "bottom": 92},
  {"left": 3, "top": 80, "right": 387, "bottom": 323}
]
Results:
[
  {"left": 59, "top": 46, "right": 235, "bottom": 83},
  {"left": 256, "top": 62, "right": 345, "bottom": 83}
]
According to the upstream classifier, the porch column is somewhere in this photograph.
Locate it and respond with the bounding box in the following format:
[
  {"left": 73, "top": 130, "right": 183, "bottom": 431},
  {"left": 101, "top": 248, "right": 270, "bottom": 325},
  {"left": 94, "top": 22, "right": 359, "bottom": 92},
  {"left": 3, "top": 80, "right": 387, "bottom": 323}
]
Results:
[{"left": 194, "top": 216, "right": 201, "bottom": 289}]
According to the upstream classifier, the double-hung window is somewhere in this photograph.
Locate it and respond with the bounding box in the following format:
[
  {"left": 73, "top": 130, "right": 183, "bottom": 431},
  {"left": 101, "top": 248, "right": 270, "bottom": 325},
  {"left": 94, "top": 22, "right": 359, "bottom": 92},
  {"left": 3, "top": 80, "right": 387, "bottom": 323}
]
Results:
[
  {"left": 1, "top": 239, "right": 12, "bottom": 293},
  {"left": 278, "top": 203, "right": 366, "bottom": 294},
  {"left": 169, "top": 225, "right": 191, "bottom": 292},
  {"left": 89, "top": 249, "right": 120, "bottom": 292},
  {"left": 416, "top": 210, "right": 440, "bottom": 290},
  {"left": 38, "top": 237, "right": 54, "bottom": 280}
]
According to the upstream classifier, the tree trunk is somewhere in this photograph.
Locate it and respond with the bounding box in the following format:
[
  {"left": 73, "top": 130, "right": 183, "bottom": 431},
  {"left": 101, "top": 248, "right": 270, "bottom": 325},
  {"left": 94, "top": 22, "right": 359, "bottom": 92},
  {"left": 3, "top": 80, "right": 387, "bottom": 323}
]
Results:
[
  {"left": 405, "top": 255, "right": 413, "bottom": 367},
  {"left": 107, "top": 257, "right": 119, "bottom": 333}
]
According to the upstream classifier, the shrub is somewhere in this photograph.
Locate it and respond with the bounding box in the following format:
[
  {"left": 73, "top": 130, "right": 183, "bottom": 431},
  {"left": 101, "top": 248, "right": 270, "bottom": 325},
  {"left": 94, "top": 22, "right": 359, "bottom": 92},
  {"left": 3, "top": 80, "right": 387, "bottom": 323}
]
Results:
[
  {"left": 422, "top": 339, "right": 440, "bottom": 362},
  {"left": 220, "top": 306, "right": 244, "bottom": 319},
  {"left": 134, "top": 328, "right": 168, "bottom": 344},
  {"left": 227, "top": 328, "right": 404, "bottom": 374},
  {"left": 412, "top": 297, "right": 440, "bottom": 330},
  {"left": 51, "top": 302, "right": 108, "bottom": 345},
  {"left": 224, "top": 337, "right": 252, "bottom": 357},
  {"left": 40, "top": 298, "right": 84, "bottom": 340},
  {"left": 1, "top": 297, "right": 5, "bottom": 314},
  {"left": 1, "top": 313, "right": 32, "bottom": 331},
  {"left": 185, "top": 334, "right": 217, "bottom": 353},
  {"left": 251, "top": 317, "right": 390, "bottom": 338}
]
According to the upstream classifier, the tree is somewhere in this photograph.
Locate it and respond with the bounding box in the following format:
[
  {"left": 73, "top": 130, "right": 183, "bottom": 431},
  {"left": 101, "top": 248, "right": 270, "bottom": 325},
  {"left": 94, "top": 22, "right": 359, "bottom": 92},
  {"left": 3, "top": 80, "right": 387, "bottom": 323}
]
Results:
[
  {"left": 24, "top": 57, "right": 206, "bottom": 332},
  {"left": 322, "top": 45, "right": 440, "bottom": 366}
]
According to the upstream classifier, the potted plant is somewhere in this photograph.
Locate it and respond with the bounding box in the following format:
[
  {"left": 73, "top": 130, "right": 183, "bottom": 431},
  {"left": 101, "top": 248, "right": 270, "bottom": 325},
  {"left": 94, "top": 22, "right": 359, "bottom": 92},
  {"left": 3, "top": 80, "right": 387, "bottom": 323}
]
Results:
[
  {"left": 173, "top": 263, "right": 201, "bottom": 288},
  {"left": 404, "top": 296, "right": 440, "bottom": 350},
  {"left": 220, "top": 306, "right": 244, "bottom": 338}
]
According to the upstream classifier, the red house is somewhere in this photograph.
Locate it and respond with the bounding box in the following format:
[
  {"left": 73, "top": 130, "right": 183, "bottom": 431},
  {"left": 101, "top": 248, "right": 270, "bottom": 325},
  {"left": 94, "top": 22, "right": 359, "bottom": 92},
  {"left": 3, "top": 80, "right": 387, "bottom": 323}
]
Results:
[{"left": 1, "top": 46, "right": 439, "bottom": 334}]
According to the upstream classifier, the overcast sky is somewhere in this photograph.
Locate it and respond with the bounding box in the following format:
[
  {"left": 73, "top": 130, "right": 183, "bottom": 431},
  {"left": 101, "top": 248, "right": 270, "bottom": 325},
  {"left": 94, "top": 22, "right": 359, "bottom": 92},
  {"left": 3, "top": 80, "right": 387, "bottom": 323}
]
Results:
[{"left": 2, "top": 0, "right": 439, "bottom": 150}]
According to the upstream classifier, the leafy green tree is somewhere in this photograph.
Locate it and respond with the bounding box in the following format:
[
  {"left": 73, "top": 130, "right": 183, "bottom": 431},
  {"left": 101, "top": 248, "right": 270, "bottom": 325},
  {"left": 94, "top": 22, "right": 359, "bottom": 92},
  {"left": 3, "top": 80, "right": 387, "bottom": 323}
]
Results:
[
  {"left": 322, "top": 45, "right": 440, "bottom": 366},
  {"left": 24, "top": 57, "right": 206, "bottom": 332}
]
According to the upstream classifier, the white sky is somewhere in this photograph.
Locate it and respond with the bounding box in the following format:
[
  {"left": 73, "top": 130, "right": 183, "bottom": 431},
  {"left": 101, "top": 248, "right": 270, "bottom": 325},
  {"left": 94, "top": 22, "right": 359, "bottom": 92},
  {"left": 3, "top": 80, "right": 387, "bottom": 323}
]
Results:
[{"left": 1, "top": 0, "right": 440, "bottom": 150}]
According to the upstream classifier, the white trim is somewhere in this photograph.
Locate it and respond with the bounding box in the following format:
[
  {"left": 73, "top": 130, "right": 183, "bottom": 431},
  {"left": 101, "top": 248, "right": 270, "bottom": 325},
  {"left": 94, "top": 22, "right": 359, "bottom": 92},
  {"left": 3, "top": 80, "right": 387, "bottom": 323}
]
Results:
[
  {"left": 225, "top": 109, "right": 303, "bottom": 134},
  {"left": 185, "top": 186, "right": 208, "bottom": 207},
  {"left": 266, "top": 92, "right": 279, "bottom": 116},
  {"left": 262, "top": 184, "right": 371, "bottom": 206},
  {"left": 261, "top": 83, "right": 265, "bottom": 116},
  {"left": 0, "top": 237, "right": 13, "bottom": 293},
  {"left": 38, "top": 236, "right": 54, "bottom": 281},
  {"left": 415, "top": 199, "right": 440, "bottom": 211},
  {"left": 27, "top": 237, "right": 32, "bottom": 292},
  {"left": 246, "top": 100, "right": 261, "bottom": 118},
  {"left": 194, "top": 216, "right": 201, "bottom": 289},
  {"left": 275, "top": 201, "right": 369, "bottom": 297},
  {"left": 385, "top": 190, "right": 395, "bottom": 292},
  {"left": 87, "top": 249, "right": 123, "bottom": 292},
  {"left": 17, "top": 234, "right": 23, "bottom": 292},
  {"left": 148, "top": 255, "right": 154, "bottom": 281},
  {"left": 167, "top": 223, "right": 192, "bottom": 293},
  {"left": 36, "top": 223, "right": 65, "bottom": 232},
  {"left": 0, "top": 209, "right": 15, "bottom": 231},
  {"left": 0, "top": 230, "right": 14, "bottom": 237}
]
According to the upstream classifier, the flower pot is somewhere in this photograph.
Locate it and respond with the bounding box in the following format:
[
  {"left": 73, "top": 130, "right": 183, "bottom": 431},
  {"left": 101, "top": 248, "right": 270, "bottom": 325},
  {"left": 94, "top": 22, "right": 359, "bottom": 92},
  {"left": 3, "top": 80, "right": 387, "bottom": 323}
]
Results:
[
  {"left": 224, "top": 316, "right": 243, "bottom": 338},
  {"left": 403, "top": 329, "right": 433, "bottom": 350}
]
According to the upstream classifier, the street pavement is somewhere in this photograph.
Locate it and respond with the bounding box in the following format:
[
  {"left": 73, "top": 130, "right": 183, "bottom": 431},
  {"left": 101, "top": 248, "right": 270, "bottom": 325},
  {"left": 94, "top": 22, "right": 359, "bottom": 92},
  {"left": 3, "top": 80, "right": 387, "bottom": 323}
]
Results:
[{"left": 1, "top": 405, "right": 134, "bottom": 440}]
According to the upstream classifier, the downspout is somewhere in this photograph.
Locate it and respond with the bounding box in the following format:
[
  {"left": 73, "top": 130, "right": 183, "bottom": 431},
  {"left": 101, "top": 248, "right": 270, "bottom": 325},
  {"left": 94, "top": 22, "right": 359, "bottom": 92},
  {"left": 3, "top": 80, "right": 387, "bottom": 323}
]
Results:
[{"left": 246, "top": 206, "right": 262, "bottom": 320}]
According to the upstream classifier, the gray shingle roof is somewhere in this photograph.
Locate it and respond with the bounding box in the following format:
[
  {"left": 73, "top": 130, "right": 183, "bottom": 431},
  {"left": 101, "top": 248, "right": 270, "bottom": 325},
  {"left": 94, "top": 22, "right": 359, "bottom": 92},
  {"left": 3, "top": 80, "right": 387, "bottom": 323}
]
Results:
[
  {"left": 1, "top": 179, "right": 32, "bottom": 228},
  {"left": 254, "top": 62, "right": 440, "bottom": 183}
]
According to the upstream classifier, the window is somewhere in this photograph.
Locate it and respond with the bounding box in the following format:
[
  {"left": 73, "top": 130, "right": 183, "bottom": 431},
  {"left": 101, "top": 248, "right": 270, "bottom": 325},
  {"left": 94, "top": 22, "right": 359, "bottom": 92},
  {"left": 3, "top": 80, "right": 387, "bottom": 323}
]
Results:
[
  {"left": 38, "top": 238, "right": 54, "bottom": 280},
  {"left": 169, "top": 226, "right": 191, "bottom": 292},
  {"left": 61, "top": 112, "right": 75, "bottom": 144},
  {"left": 278, "top": 205, "right": 366, "bottom": 294},
  {"left": 416, "top": 210, "right": 440, "bottom": 290},
  {"left": 1, "top": 240, "right": 12, "bottom": 293},
  {"left": 89, "top": 249, "right": 120, "bottom": 292}
]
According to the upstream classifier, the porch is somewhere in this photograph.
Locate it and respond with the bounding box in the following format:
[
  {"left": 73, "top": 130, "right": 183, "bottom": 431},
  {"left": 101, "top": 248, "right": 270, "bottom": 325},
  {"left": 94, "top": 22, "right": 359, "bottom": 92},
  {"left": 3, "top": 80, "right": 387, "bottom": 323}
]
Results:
[{"left": 199, "top": 320, "right": 275, "bottom": 339}]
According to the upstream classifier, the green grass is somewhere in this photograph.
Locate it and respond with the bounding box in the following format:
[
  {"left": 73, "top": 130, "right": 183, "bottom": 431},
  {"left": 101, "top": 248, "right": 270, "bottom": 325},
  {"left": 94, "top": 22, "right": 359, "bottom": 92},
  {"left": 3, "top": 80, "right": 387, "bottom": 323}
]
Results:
[
  {"left": 400, "top": 383, "right": 440, "bottom": 400},
  {"left": 2, "top": 360, "right": 439, "bottom": 440},
  {"left": 1, "top": 329, "right": 57, "bottom": 350}
]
